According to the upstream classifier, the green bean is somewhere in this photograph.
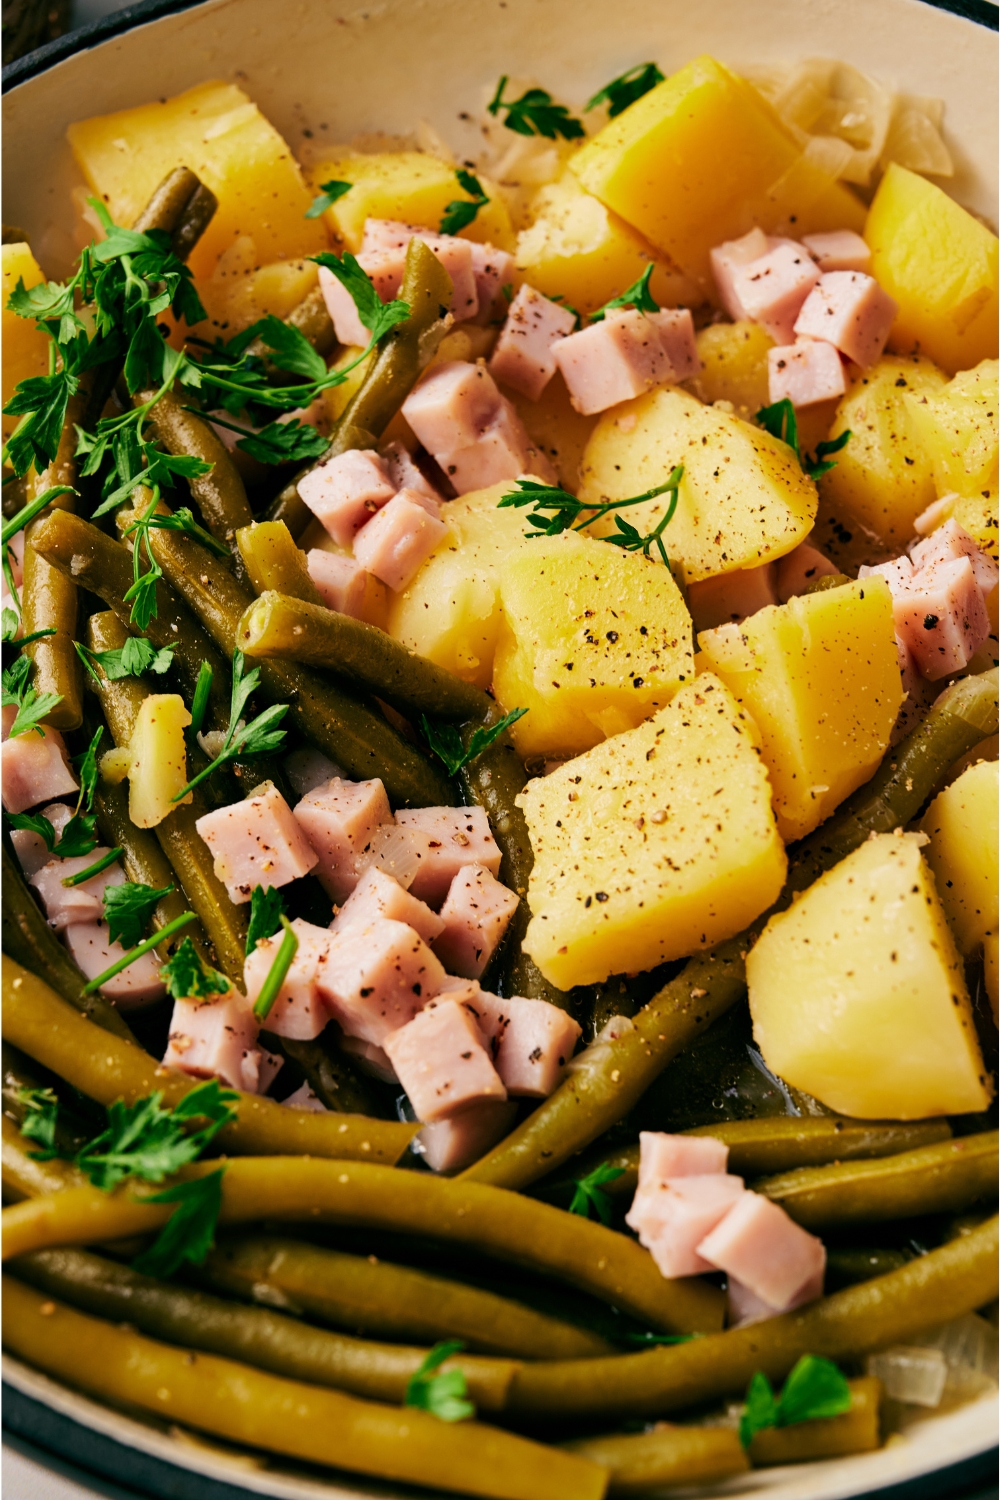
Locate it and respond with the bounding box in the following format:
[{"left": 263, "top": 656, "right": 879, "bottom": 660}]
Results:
[
  {"left": 562, "top": 1425, "right": 748, "bottom": 1493},
  {"left": 753, "top": 1132, "right": 999, "bottom": 1229},
  {"left": 236, "top": 520, "right": 325, "bottom": 604},
  {"left": 825, "top": 1248, "right": 911, "bottom": 1287},
  {"left": 2, "top": 1041, "right": 93, "bottom": 1157},
  {"left": 12, "top": 1247, "right": 518, "bottom": 1410},
  {"left": 261, "top": 1034, "right": 386, "bottom": 1118},
  {"left": 238, "top": 590, "right": 492, "bottom": 722},
  {"left": 134, "top": 387, "right": 253, "bottom": 549},
  {"left": 2, "top": 958, "right": 418, "bottom": 1167},
  {"left": 2, "top": 1116, "right": 87, "bottom": 1201},
  {"left": 463, "top": 670, "right": 1000, "bottom": 1191},
  {"left": 505, "top": 1216, "right": 998, "bottom": 1421},
  {"left": 198, "top": 1233, "right": 615, "bottom": 1360},
  {"left": 748, "top": 1377, "right": 881, "bottom": 1465},
  {"left": 2, "top": 1278, "right": 605, "bottom": 1500},
  {"left": 267, "top": 239, "right": 453, "bottom": 538},
  {"left": 244, "top": 285, "right": 336, "bottom": 374}
]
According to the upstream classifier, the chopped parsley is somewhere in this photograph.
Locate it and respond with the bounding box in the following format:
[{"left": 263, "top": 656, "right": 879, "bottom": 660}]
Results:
[
  {"left": 103, "top": 879, "right": 175, "bottom": 948},
  {"left": 246, "top": 885, "right": 286, "bottom": 957},
  {"left": 305, "top": 179, "right": 353, "bottom": 220},
  {"left": 420, "top": 707, "right": 528, "bottom": 778},
  {"left": 487, "top": 76, "right": 584, "bottom": 140},
  {"left": 740, "top": 1356, "right": 852, "bottom": 1448},
  {"left": 405, "top": 1340, "right": 475, "bottom": 1422},
  {"left": 170, "top": 649, "right": 288, "bottom": 801},
  {"left": 439, "top": 169, "right": 490, "bottom": 235},
  {"left": 568, "top": 1161, "right": 625, "bottom": 1224},
  {"left": 160, "top": 936, "right": 231, "bottom": 1002},
  {"left": 75, "top": 633, "right": 174, "bottom": 684},
  {"left": 590, "top": 263, "right": 658, "bottom": 322},
  {"left": 499, "top": 466, "right": 685, "bottom": 568},
  {"left": 756, "top": 398, "right": 852, "bottom": 480},
  {"left": 586, "top": 62, "right": 665, "bottom": 117}
]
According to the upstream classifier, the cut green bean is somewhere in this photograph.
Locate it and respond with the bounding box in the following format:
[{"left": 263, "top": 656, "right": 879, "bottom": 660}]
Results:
[
  {"left": 134, "top": 387, "right": 253, "bottom": 549},
  {"left": 747, "top": 1377, "right": 881, "bottom": 1465},
  {"left": 1, "top": 1116, "right": 87, "bottom": 1202},
  {"left": 562, "top": 1424, "right": 748, "bottom": 1493},
  {"left": 244, "top": 285, "right": 336, "bottom": 375},
  {"left": 825, "top": 1249, "right": 911, "bottom": 1287},
  {"left": 236, "top": 521, "right": 325, "bottom": 604}
]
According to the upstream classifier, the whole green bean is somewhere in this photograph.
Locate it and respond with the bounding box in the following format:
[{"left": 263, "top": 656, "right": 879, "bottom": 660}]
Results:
[
  {"left": 198, "top": 1233, "right": 615, "bottom": 1360},
  {"left": 562, "top": 1425, "right": 748, "bottom": 1493},
  {"left": 261, "top": 1034, "right": 385, "bottom": 1118},
  {"left": 236, "top": 521, "right": 325, "bottom": 604},
  {"left": 505, "top": 1216, "right": 999, "bottom": 1421},
  {"left": 747, "top": 1377, "right": 881, "bottom": 1465},
  {"left": 244, "top": 285, "right": 336, "bottom": 374},
  {"left": 3, "top": 1277, "right": 605, "bottom": 1500},
  {"left": 2, "top": 1116, "right": 86, "bottom": 1201},
  {"left": 134, "top": 387, "right": 253, "bottom": 549},
  {"left": 753, "top": 1132, "right": 999, "bottom": 1229},
  {"left": 12, "top": 1247, "right": 518, "bottom": 1410},
  {"left": 826, "top": 1248, "right": 911, "bottom": 1287},
  {"left": 462, "top": 671, "right": 1000, "bottom": 1191},
  {"left": 2, "top": 958, "right": 418, "bottom": 1167}
]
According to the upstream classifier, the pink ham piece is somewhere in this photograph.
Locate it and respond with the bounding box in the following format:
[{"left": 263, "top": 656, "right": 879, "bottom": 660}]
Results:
[
  {"left": 162, "top": 986, "right": 261, "bottom": 1089},
  {"left": 1, "top": 725, "right": 78, "bottom": 814},
  {"left": 340, "top": 1034, "right": 399, "bottom": 1083},
  {"left": 710, "top": 228, "right": 771, "bottom": 320},
  {"left": 394, "top": 805, "right": 502, "bottom": 907},
  {"left": 729, "top": 242, "right": 821, "bottom": 346},
  {"left": 417, "top": 1099, "right": 518, "bottom": 1173},
  {"left": 282, "top": 1081, "right": 327, "bottom": 1112},
  {"left": 802, "top": 230, "right": 872, "bottom": 274},
  {"left": 468, "top": 244, "right": 516, "bottom": 325},
  {"left": 440, "top": 400, "right": 553, "bottom": 492},
  {"left": 767, "top": 340, "right": 846, "bottom": 407},
  {"left": 552, "top": 308, "right": 698, "bottom": 416},
  {"left": 196, "top": 782, "right": 318, "bottom": 905},
  {"left": 652, "top": 310, "right": 701, "bottom": 384},
  {"left": 625, "top": 1173, "right": 746, "bottom": 1278},
  {"left": 10, "top": 800, "right": 75, "bottom": 876},
  {"left": 319, "top": 226, "right": 478, "bottom": 344},
  {"left": 352, "top": 489, "right": 448, "bottom": 592},
  {"left": 382, "top": 997, "right": 507, "bottom": 1123},
  {"left": 697, "top": 1191, "right": 826, "bottom": 1312},
  {"left": 317, "top": 917, "right": 445, "bottom": 1045},
  {"left": 244, "top": 1047, "right": 284, "bottom": 1097},
  {"left": 243, "top": 918, "right": 334, "bottom": 1040},
  {"left": 30, "top": 849, "right": 124, "bottom": 930},
  {"left": 333, "top": 865, "right": 445, "bottom": 945},
  {"left": 636, "top": 1130, "right": 730, "bottom": 1181},
  {"left": 298, "top": 449, "right": 396, "bottom": 548},
  {"left": 688, "top": 565, "right": 778, "bottom": 633},
  {"left": 432, "top": 864, "right": 519, "bottom": 979},
  {"left": 380, "top": 441, "right": 442, "bottom": 503},
  {"left": 776, "top": 542, "right": 841, "bottom": 603},
  {"left": 794, "top": 271, "right": 898, "bottom": 369},
  {"left": 64, "top": 923, "right": 166, "bottom": 1007},
  {"left": 402, "top": 362, "right": 503, "bottom": 455},
  {"left": 463, "top": 990, "right": 581, "bottom": 1097},
  {"left": 910, "top": 519, "right": 999, "bottom": 597},
  {"left": 291, "top": 775, "right": 391, "bottom": 903},
  {"left": 488, "top": 284, "right": 577, "bottom": 400},
  {"left": 306, "top": 550, "right": 373, "bottom": 620},
  {"left": 727, "top": 1267, "right": 826, "bottom": 1328},
  {"left": 892, "top": 555, "right": 991, "bottom": 680}
]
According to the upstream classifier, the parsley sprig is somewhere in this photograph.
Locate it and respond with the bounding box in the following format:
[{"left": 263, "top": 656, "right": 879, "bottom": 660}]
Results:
[
  {"left": 1, "top": 650, "right": 62, "bottom": 738},
  {"left": 756, "top": 399, "right": 852, "bottom": 480},
  {"left": 568, "top": 1162, "right": 625, "bottom": 1224},
  {"left": 739, "top": 1356, "right": 852, "bottom": 1448},
  {"left": 201, "top": 409, "right": 329, "bottom": 467},
  {"left": 487, "top": 77, "right": 585, "bottom": 140},
  {"left": 109, "top": 485, "right": 229, "bottom": 632},
  {"left": 161, "top": 936, "right": 231, "bottom": 1001},
  {"left": 305, "top": 179, "right": 352, "bottom": 220},
  {"left": 246, "top": 885, "right": 286, "bottom": 957},
  {"left": 18, "top": 1087, "right": 61, "bottom": 1160},
  {"left": 590, "top": 264, "right": 658, "bottom": 323},
  {"left": 586, "top": 62, "right": 665, "bottom": 117},
  {"left": 405, "top": 1341, "right": 475, "bottom": 1422},
  {"left": 81, "top": 908, "right": 198, "bottom": 995},
  {"left": 439, "top": 170, "right": 490, "bottom": 235},
  {"left": 419, "top": 708, "right": 528, "bottom": 778},
  {"left": 499, "top": 467, "right": 684, "bottom": 567},
  {"left": 134, "top": 1170, "right": 227, "bottom": 1277},
  {"left": 103, "top": 879, "right": 175, "bottom": 948},
  {"left": 171, "top": 650, "right": 288, "bottom": 802},
  {"left": 76, "top": 633, "right": 174, "bottom": 684}
]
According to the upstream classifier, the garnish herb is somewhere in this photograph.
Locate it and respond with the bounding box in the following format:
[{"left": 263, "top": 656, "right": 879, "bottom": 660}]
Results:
[
  {"left": 75, "top": 634, "right": 174, "bottom": 684},
  {"left": 160, "top": 935, "right": 231, "bottom": 1002},
  {"left": 404, "top": 1340, "right": 475, "bottom": 1422},
  {"left": 590, "top": 263, "right": 658, "bottom": 322},
  {"left": 501, "top": 282, "right": 514, "bottom": 303},
  {"left": 109, "top": 486, "right": 229, "bottom": 633},
  {"left": 171, "top": 650, "right": 288, "bottom": 801},
  {"left": 246, "top": 884, "right": 286, "bottom": 957},
  {"left": 420, "top": 707, "right": 528, "bottom": 777},
  {"left": 568, "top": 1161, "right": 625, "bottom": 1224},
  {"left": 81, "top": 909, "right": 198, "bottom": 995},
  {"left": 439, "top": 169, "right": 490, "bottom": 235},
  {"left": 487, "top": 76, "right": 585, "bottom": 140},
  {"left": 1, "top": 649, "right": 63, "bottom": 738},
  {"left": 756, "top": 398, "right": 852, "bottom": 480},
  {"left": 4, "top": 809, "right": 59, "bottom": 851},
  {"left": 60, "top": 846, "right": 124, "bottom": 889},
  {"left": 188, "top": 660, "right": 213, "bottom": 738},
  {"left": 739, "top": 1355, "right": 852, "bottom": 1448},
  {"left": 310, "top": 252, "right": 411, "bottom": 346},
  {"left": 200, "top": 410, "right": 329, "bottom": 467},
  {"left": 586, "top": 62, "right": 665, "bottom": 117},
  {"left": 55, "top": 725, "right": 105, "bottom": 859},
  {"left": 252, "top": 916, "right": 299, "bottom": 1022},
  {"left": 18, "top": 1086, "right": 61, "bottom": 1160},
  {"left": 133, "top": 1169, "right": 227, "bottom": 1277},
  {"left": 103, "top": 879, "right": 176, "bottom": 948},
  {"left": 499, "top": 467, "right": 685, "bottom": 567},
  {"left": 305, "top": 179, "right": 353, "bottom": 220},
  {"left": 75, "top": 1080, "right": 238, "bottom": 1192}
]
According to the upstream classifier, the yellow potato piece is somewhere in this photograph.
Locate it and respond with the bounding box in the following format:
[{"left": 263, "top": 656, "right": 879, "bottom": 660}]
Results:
[
  {"left": 946, "top": 490, "right": 999, "bottom": 560},
  {"left": 921, "top": 759, "right": 999, "bottom": 956},
  {"left": 493, "top": 530, "right": 694, "bottom": 759},
  {"left": 518, "top": 675, "right": 786, "bottom": 988},
  {"left": 309, "top": 153, "right": 513, "bottom": 252},
  {"left": 579, "top": 387, "right": 817, "bottom": 584},
  {"left": 865, "top": 163, "right": 999, "bottom": 376},
  {"left": 2, "top": 243, "right": 49, "bottom": 443},
  {"left": 688, "top": 321, "right": 774, "bottom": 420},
  {"left": 127, "top": 694, "right": 192, "bottom": 828},
  {"left": 905, "top": 359, "right": 999, "bottom": 500},
  {"left": 984, "top": 931, "right": 998, "bottom": 1025},
  {"left": 571, "top": 54, "right": 865, "bottom": 293},
  {"left": 697, "top": 578, "right": 902, "bottom": 842},
  {"left": 748, "top": 832, "right": 991, "bottom": 1119},
  {"left": 204, "top": 251, "right": 319, "bottom": 337},
  {"left": 506, "top": 374, "right": 597, "bottom": 492}
]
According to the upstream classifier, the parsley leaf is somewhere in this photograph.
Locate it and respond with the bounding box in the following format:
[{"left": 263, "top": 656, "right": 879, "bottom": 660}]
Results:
[
  {"left": 244, "top": 314, "right": 328, "bottom": 382},
  {"left": 1, "top": 609, "right": 19, "bottom": 643},
  {"left": 806, "top": 429, "right": 852, "bottom": 480},
  {"left": 160, "top": 936, "right": 231, "bottom": 1002},
  {"left": 132, "top": 1168, "right": 226, "bottom": 1277},
  {"left": 756, "top": 399, "right": 852, "bottom": 480},
  {"left": 48, "top": 813, "right": 98, "bottom": 860},
  {"left": 2, "top": 370, "right": 80, "bottom": 476},
  {"left": 310, "top": 252, "right": 411, "bottom": 345},
  {"left": 568, "top": 1162, "right": 625, "bottom": 1224},
  {"left": 739, "top": 1356, "right": 852, "bottom": 1448},
  {"left": 206, "top": 410, "right": 329, "bottom": 467},
  {"left": 1, "top": 651, "right": 63, "bottom": 738},
  {"left": 590, "top": 263, "right": 658, "bottom": 322},
  {"left": 246, "top": 885, "right": 286, "bottom": 957},
  {"left": 586, "top": 62, "right": 665, "bottom": 117},
  {"left": 499, "top": 470, "right": 684, "bottom": 565},
  {"left": 170, "top": 649, "right": 288, "bottom": 801},
  {"left": 18, "top": 1086, "right": 61, "bottom": 1160},
  {"left": 405, "top": 1340, "right": 475, "bottom": 1422},
  {"left": 305, "top": 179, "right": 353, "bottom": 220},
  {"left": 420, "top": 707, "right": 529, "bottom": 778},
  {"left": 75, "top": 1080, "right": 237, "bottom": 1193},
  {"left": 104, "top": 880, "right": 175, "bottom": 949},
  {"left": 440, "top": 169, "right": 490, "bottom": 235},
  {"left": 4, "top": 809, "right": 57, "bottom": 850},
  {"left": 76, "top": 635, "right": 174, "bottom": 684},
  {"left": 487, "top": 76, "right": 584, "bottom": 140}
]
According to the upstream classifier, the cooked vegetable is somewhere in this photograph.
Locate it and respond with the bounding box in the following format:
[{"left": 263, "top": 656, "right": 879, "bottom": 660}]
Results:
[
  {"left": 738, "top": 1356, "right": 852, "bottom": 1449},
  {"left": 690, "top": 320, "right": 774, "bottom": 420},
  {"left": 133, "top": 387, "right": 252, "bottom": 549},
  {"left": 562, "top": 1424, "right": 748, "bottom": 1493},
  {"left": 2, "top": 1116, "right": 87, "bottom": 1201},
  {"left": 905, "top": 359, "right": 998, "bottom": 503},
  {"left": 20, "top": 424, "right": 84, "bottom": 733},
  {"left": 920, "top": 759, "right": 998, "bottom": 955},
  {"left": 306, "top": 152, "right": 511, "bottom": 252},
  {"left": 235, "top": 521, "right": 324, "bottom": 604},
  {"left": 747, "top": 1377, "right": 882, "bottom": 1465},
  {"left": 243, "top": 284, "right": 336, "bottom": 371},
  {"left": 125, "top": 693, "right": 194, "bottom": 827}
]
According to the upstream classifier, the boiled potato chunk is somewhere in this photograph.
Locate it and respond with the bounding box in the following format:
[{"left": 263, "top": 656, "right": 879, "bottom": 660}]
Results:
[
  {"left": 308, "top": 152, "right": 513, "bottom": 252},
  {"left": 571, "top": 54, "right": 864, "bottom": 293},
  {"left": 865, "top": 163, "right": 999, "bottom": 375},
  {"left": 920, "top": 760, "right": 999, "bottom": 956},
  {"left": 2, "top": 243, "right": 48, "bottom": 443},
  {"left": 201, "top": 249, "right": 319, "bottom": 336},
  {"left": 697, "top": 578, "right": 902, "bottom": 841},
  {"left": 493, "top": 530, "right": 694, "bottom": 758},
  {"left": 984, "top": 932, "right": 998, "bottom": 1025},
  {"left": 905, "top": 359, "right": 999, "bottom": 501},
  {"left": 519, "top": 675, "right": 786, "bottom": 988},
  {"left": 688, "top": 321, "right": 774, "bottom": 420},
  {"left": 747, "top": 832, "right": 991, "bottom": 1119},
  {"left": 506, "top": 374, "right": 597, "bottom": 491},
  {"left": 579, "top": 388, "right": 817, "bottom": 584},
  {"left": 127, "top": 695, "right": 192, "bottom": 828}
]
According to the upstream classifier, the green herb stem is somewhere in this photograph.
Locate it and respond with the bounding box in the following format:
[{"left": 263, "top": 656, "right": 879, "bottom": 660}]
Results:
[
  {"left": 60, "top": 847, "right": 123, "bottom": 888},
  {"left": 252, "top": 917, "right": 299, "bottom": 1022},
  {"left": 82, "top": 909, "right": 197, "bottom": 995}
]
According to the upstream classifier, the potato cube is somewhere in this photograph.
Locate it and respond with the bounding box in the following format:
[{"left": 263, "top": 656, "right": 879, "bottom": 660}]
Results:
[
  {"left": 920, "top": 760, "right": 999, "bottom": 957},
  {"left": 2, "top": 243, "right": 49, "bottom": 443},
  {"left": 127, "top": 694, "right": 192, "bottom": 828},
  {"left": 905, "top": 359, "right": 999, "bottom": 501},
  {"left": 747, "top": 832, "right": 991, "bottom": 1119},
  {"left": 571, "top": 55, "right": 864, "bottom": 293},
  {"left": 493, "top": 530, "right": 694, "bottom": 758},
  {"left": 865, "top": 163, "right": 999, "bottom": 375},
  {"left": 697, "top": 578, "right": 903, "bottom": 841},
  {"left": 689, "top": 321, "right": 774, "bottom": 420},
  {"left": 518, "top": 675, "right": 786, "bottom": 988},
  {"left": 579, "top": 387, "right": 817, "bottom": 585},
  {"left": 308, "top": 152, "right": 513, "bottom": 252},
  {"left": 506, "top": 375, "right": 597, "bottom": 492}
]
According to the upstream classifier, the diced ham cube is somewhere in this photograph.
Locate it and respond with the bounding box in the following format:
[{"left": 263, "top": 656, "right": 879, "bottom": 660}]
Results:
[
  {"left": 317, "top": 917, "right": 445, "bottom": 1044},
  {"left": 402, "top": 361, "right": 504, "bottom": 455},
  {"left": 625, "top": 1173, "right": 746, "bottom": 1278},
  {"left": 340, "top": 1033, "right": 399, "bottom": 1083},
  {"left": 382, "top": 997, "right": 507, "bottom": 1123},
  {"left": 636, "top": 1131, "right": 730, "bottom": 1184},
  {"left": 776, "top": 542, "right": 841, "bottom": 603},
  {"left": 306, "top": 550, "right": 374, "bottom": 619},
  {"left": 291, "top": 776, "right": 391, "bottom": 904},
  {"left": 688, "top": 564, "right": 778, "bottom": 633},
  {"left": 696, "top": 1191, "right": 826, "bottom": 1311},
  {"left": 552, "top": 308, "right": 682, "bottom": 416},
  {"left": 320, "top": 231, "right": 478, "bottom": 344},
  {"left": 243, "top": 1046, "right": 284, "bottom": 1097},
  {"left": 488, "top": 284, "right": 577, "bottom": 400},
  {"left": 649, "top": 309, "right": 700, "bottom": 383},
  {"left": 360, "top": 219, "right": 421, "bottom": 254},
  {"left": 438, "top": 399, "right": 552, "bottom": 493},
  {"left": 463, "top": 990, "right": 581, "bottom": 1097},
  {"left": 162, "top": 986, "right": 261, "bottom": 1088},
  {"left": 10, "top": 800, "right": 75, "bottom": 876},
  {"left": 910, "top": 519, "right": 999, "bottom": 597},
  {"left": 468, "top": 243, "right": 516, "bottom": 325},
  {"left": 710, "top": 228, "right": 771, "bottom": 320},
  {"left": 298, "top": 450, "right": 396, "bottom": 548},
  {"left": 794, "top": 271, "right": 898, "bottom": 369},
  {"left": 282, "top": 1081, "right": 327, "bottom": 1112},
  {"left": 243, "top": 918, "right": 334, "bottom": 1040},
  {"left": 432, "top": 864, "right": 519, "bottom": 979},
  {"left": 353, "top": 490, "right": 449, "bottom": 592},
  {"left": 731, "top": 242, "right": 821, "bottom": 346},
  {"left": 727, "top": 1266, "right": 825, "bottom": 1327},
  {"left": 284, "top": 748, "right": 344, "bottom": 798},
  {"left": 64, "top": 922, "right": 166, "bottom": 1007},
  {"left": 437, "top": 973, "right": 483, "bottom": 1004},
  {"left": 379, "top": 441, "right": 442, "bottom": 503},
  {"left": 394, "top": 805, "right": 502, "bottom": 907},
  {"left": 30, "top": 849, "right": 124, "bottom": 930},
  {"left": 802, "top": 230, "right": 872, "bottom": 274},
  {"left": 859, "top": 554, "right": 916, "bottom": 594},
  {"left": 1, "top": 725, "right": 78, "bottom": 814},
  {"left": 893, "top": 555, "right": 991, "bottom": 680},
  {"left": 353, "top": 823, "right": 427, "bottom": 890},
  {"left": 767, "top": 340, "right": 846, "bottom": 407},
  {"left": 196, "top": 783, "right": 318, "bottom": 905},
  {"left": 417, "top": 1099, "right": 518, "bottom": 1173},
  {"left": 333, "top": 865, "right": 445, "bottom": 945}
]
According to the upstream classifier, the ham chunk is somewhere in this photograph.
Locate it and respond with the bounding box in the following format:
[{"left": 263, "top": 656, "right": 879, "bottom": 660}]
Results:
[
  {"left": 306, "top": 549, "right": 373, "bottom": 620},
  {"left": 432, "top": 864, "right": 519, "bottom": 979},
  {"left": 382, "top": 997, "right": 507, "bottom": 1123},
  {"left": 893, "top": 555, "right": 991, "bottom": 680},
  {"left": 243, "top": 918, "right": 334, "bottom": 1040},
  {"left": 380, "top": 441, "right": 442, "bottom": 503},
  {"left": 402, "top": 362, "right": 503, "bottom": 456},
  {"left": 320, "top": 228, "right": 478, "bottom": 343},
  {"left": 1, "top": 725, "right": 78, "bottom": 814},
  {"left": 353, "top": 489, "right": 448, "bottom": 592},
  {"left": 196, "top": 783, "right": 318, "bottom": 905},
  {"left": 727, "top": 1266, "right": 825, "bottom": 1327},
  {"left": 463, "top": 990, "right": 581, "bottom": 1097},
  {"left": 394, "top": 805, "right": 502, "bottom": 907},
  {"left": 162, "top": 986, "right": 261, "bottom": 1090},
  {"left": 440, "top": 400, "right": 551, "bottom": 493},
  {"left": 291, "top": 776, "right": 391, "bottom": 903},
  {"left": 710, "top": 228, "right": 771, "bottom": 320},
  {"left": 625, "top": 1173, "right": 746, "bottom": 1278},
  {"left": 651, "top": 309, "right": 700, "bottom": 383},
  {"left": 776, "top": 542, "right": 840, "bottom": 603},
  {"left": 333, "top": 865, "right": 445, "bottom": 945},
  {"left": 636, "top": 1130, "right": 729, "bottom": 1182},
  {"left": 794, "top": 271, "right": 897, "bottom": 369},
  {"left": 730, "top": 241, "right": 820, "bottom": 346},
  {"left": 30, "top": 849, "right": 124, "bottom": 930},
  {"left": 767, "top": 340, "right": 846, "bottom": 407},
  {"left": 697, "top": 1191, "right": 826, "bottom": 1312},
  {"left": 64, "top": 922, "right": 166, "bottom": 1007},
  {"left": 298, "top": 450, "right": 396, "bottom": 548},
  {"left": 488, "top": 284, "right": 577, "bottom": 400},
  {"left": 688, "top": 564, "right": 778, "bottom": 633},
  {"left": 910, "top": 519, "right": 999, "bottom": 597},
  {"left": 468, "top": 243, "right": 516, "bottom": 325},
  {"left": 282, "top": 1081, "right": 327, "bottom": 1112},
  {"left": 802, "top": 229, "right": 871, "bottom": 273},
  {"left": 10, "top": 800, "right": 75, "bottom": 876},
  {"left": 318, "top": 916, "right": 445, "bottom": 1044},
  {"left": 244, "top": 1046, "right": 284, "bottom": 1097},
  {"left": 552, "top": 308, "right": 697, "bottom": 416},
  {"left": 417, "top": 1099, "right": 518, "bottom": 1173}
]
